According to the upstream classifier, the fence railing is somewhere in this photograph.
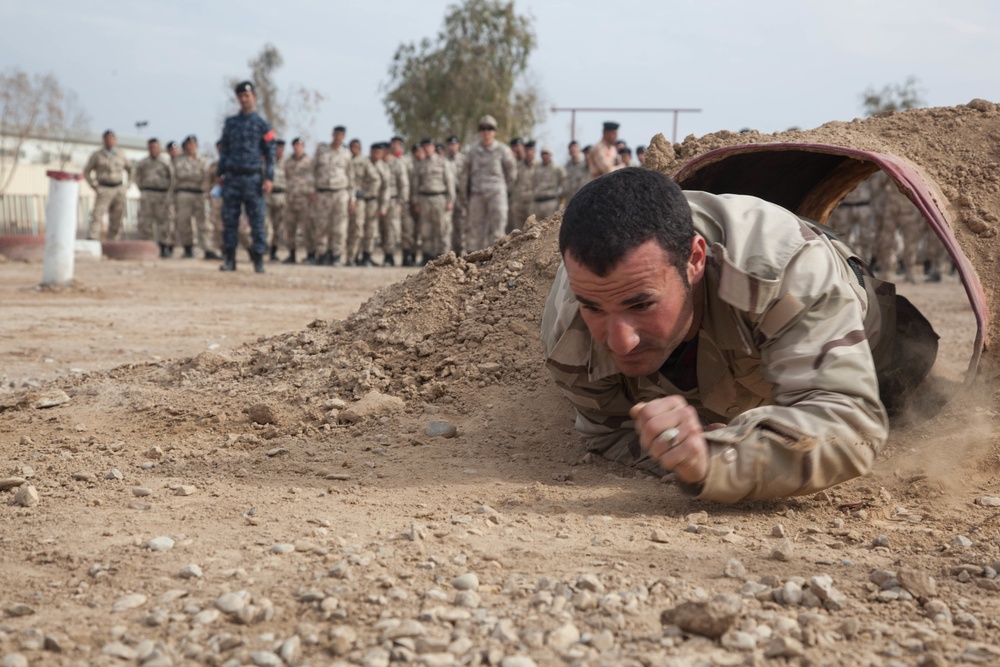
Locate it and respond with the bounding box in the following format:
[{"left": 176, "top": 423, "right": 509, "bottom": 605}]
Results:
[{"left": 0, "top": 193, "right": 141, "bottom": 238}]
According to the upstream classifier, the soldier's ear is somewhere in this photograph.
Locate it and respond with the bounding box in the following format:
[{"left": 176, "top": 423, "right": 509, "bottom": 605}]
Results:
[{"left": 686, "top": 235, "right": 707, "bottom": 286}]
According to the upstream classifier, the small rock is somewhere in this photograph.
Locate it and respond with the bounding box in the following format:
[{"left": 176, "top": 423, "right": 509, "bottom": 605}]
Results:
[
  {"left": 341, "top": 390, "right": 405, "bottom": 423},
  {"left": 249, "top": 650, "right": 283, "bottom": 667},
  {"left": 500, "top": 658, "right": 537, "bottom": 667},
  {"left": 248, "top": 403, "right": 280, "bottom": 425},
  {"left": 771, "top": 538, "right": 794, "bottom": 561},
  {"left": 147, "top": 536, "right": 174, "bottom": 552},
  {"left": 452, "top": 573, "right": 479, "bottom": 591},
  {"left": 809, "top": 574, "right": 847, "bottom": 611},
  {"left": 454, "top": 591, "right": 480, "bottom": 608},
  {"left": 1, "top": 653, "right": 29, "bottom": 667},
  {"left": 112, "top": 593, "right": 147, "bottom": 612},
  {"left": 651, "top": 528, "right": 671, "bottom": 543},
  {"left": 872, "top": 535, "right": 891, "bottom": 548},
  {"left": 781, "top": 580, "right": 804, "bottom": 606},
  {"left": 266, "top": 447, "right": 288, "bottom": 457},
  {"left": 721, "top": 630, "right": 757, "bottom": 651},
  {"left": 424, "top": 420, "right": 458, "bottom": 438},
  {"left": 271, "top": 543, "right": 295, "bottom": 554},
  {"left": 661, "top": 593, "right": 742, "bottom": 638},
  {"left": 145, "top": 445, "right": 163, "bottom": 460},
  {"left": 576, "top": 573, "right": 604, "bottom": 594},
  {"left": 215, "top": 591, "right": 249, "bottom": 614},
  {"left": 13, "top": 485, "right": 38, "bottom": 507},
  {"left": 766, "top": 635, "right": 804, "bottom": 658},
  {"left": 0, "top": 477, "right": 27, "bottom": 491},
  {"left": 724, "top": 558, "right": 747, "bottom": 579},
  {"left": 898, "top": 567, "right": 937, "bottom": 600},
  {"left": 951, "top": 535, "right": 973, "bottom": 549},
  {"left": 173, "top": 485, "right": 196, "bottom": 496},
  {"left": 546, "top": 623, "right": 580, "bottom": 652},
  {"left": 24, "top": 388, "right": 70, "bottom": 409},
  {"left": 975, "top": 496, "right": 1000, "bottom": 507},
  {"left": 102, "top": 642, "right": 138, "bottom": 660},
  {"left": 72, "top": 471, "right": 96, "bottom": 482},
  {"left": 105, "top": 468, "right": 123, "bottom": 481},
  {"left": 191, "top": 608, "right": 221, "bottom": 626},
  {"left": 132, "top": 487, "right": 152, "bottom": 497},
  {"left": 5, "top": 604, "right": 34, "bottom": 618},
  {"left": 179, "top": 564, "right": 203, "bottom": 579},
  {"left": 279, "top": 636, "right": 301, "bottom": 664}
]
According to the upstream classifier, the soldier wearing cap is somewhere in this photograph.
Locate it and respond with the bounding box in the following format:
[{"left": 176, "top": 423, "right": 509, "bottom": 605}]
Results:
[
  {"left": 509, "top": 139, "right": 537, "bottom": 232},
  {"left": 506, "top": 137, "right": 526, "bottom": 233},
  {"left": 283, "top": 137, "right": 314, "bottom": 264},
  {"left": 382, "top": 140, "right": 408, "bottom": 266},
  {"left": 459, "top": 115, "right": 516, "bottom": 253},
  {"left": 564, "top": 140, "right": 589, "bottom": 205},
  {"left": 83, "top": 129, "right": 133, "bottom": 241},
  {"left": 173, "top": 135, "right": 213, "bottom": 259},
  {"left": 403, "top": 142, "right": 425, "bottom": 266},
  {"left": 312, "top": 125, "right": 356, "bottom": 265},
  {"left": 588, "top": 121, "right": 622, "bottom": 178},
  {"left": 266, "top": 139, "right": 288, "bottom": 261},
  {"left": 532, "top": 145, "right": 565, "bottom": 221},
  {"left": 414, "top": 137, "right": 456, "bottom": 265},
  {"left": 354, "top": 141, "right": 389, "bottom": 267},
  {"left": 133, "top": 138, "right": 175, "bottom": 253},
  {"left": 636, "top": 145, "right": 646, "bottom": 166},
  {"left": 619, "top": 146, "right": 635, "bottom": 168},
  {"left": 217, "top": 81, "right": 275, "bottom": 273},
  {"left": 445, "top": 135, "right": 466, "bottom": 254},
  {"left": 345, "top": 138, "right": 368, "bottom": 264}
]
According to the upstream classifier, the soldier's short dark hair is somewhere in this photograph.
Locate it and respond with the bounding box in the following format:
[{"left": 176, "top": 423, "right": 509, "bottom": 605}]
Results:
[
  {"left": 636, "top": 145, "right": 646, "bottom": 154},
  {"left": 568, "top": 140, "right": 579, "bottom": 149},
  {"left": 560, "top": 168, "right": 694, "bottom": 279},
  {"left": 620, "top": 147, "right": 632, "bottom": 156},
  {"left": 420, "top": 138, "right": 434, "bottom": 147},
  {"left": 333, "top": 125, "right": 346, "bottom": 133},
  {"left": 291, "top": 137, "right": 303, "bottom": 146},
  {"left": 183, "top": 134, "right": 197, "bottom": 146},
  {"left": 510, "top": 137, "right": 523, "bottom": 147},
  {"left": 275, "top": 139, "right": 286, "bottom": 146},
  {"left": 349, "top": 138, "right": 360, "bottom": 145},
  {"left": 524, "top": 140, "right": 536, "bottom": 149},
  {"left": 103, "top": 129, "right": 115, "bottom": 138},
  {"left": 148, "top": 138, "right": 159, "bottom": 145}
]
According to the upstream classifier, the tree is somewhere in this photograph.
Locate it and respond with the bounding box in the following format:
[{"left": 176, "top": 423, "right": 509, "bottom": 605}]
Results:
[
  {"left": 860, "top": 76, "right": 925, "bottom": 117},
  {"left": 225, "top": 44, "right": 325, "bottom": 143},
  {"left": 0, "top": 69, "right": 89, "bottom": 195},
  {"left": 381, "top": 0, "right": 543, "bottom": 144}
]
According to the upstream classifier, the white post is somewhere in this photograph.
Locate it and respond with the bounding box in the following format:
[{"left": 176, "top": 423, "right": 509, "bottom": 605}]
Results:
[{"left": 42, "top": 170, "right": 83, "bottom": 286}]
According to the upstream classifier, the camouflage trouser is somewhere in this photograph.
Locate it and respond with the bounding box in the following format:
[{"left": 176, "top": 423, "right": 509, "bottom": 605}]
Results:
[
  {"left": 874, "top": 206, "right": 922, "bottom": 282},
  {"left": 509, "top": 196, "right": 532, "bottom": 233},
  {"left": 175, "top": 191, "right": 207, "bottom": 248},
  {"left": 532, "top": 197, "right": 560, "bottom": 222},
  {"left": 266, "top": 192, "right": 287, "bottom": 247},
  {"left": 222, "top": 173, "right": 267, "bottom": 255},
  {"left": 402, "top": 202, "right": 420, "bottom": 254},
  {"left": 286, "top": 194, "right": 314, "bottom": 255},
  {"left": 419, "top": 194, "right": 451, "bottom": 258},
  {"left": 137, "top": 191, "right": 170, "bottom": 242},
  {"left": 450, "top": 200, "right": 466, "bottom": 255},
  {"left": 346, "top": 198, "right": 367, "bottom": 261},
  {"left": 315, "top": 189, "right": 350, "bottom": 258},
  {"left": 828, "top": 204, "right": 873, "bottom": 261},
  {"left": 382, "top": 197, "right": 401, "bottom": 255},
  {"left": 209, "top": 196, "right": 223, "bottom": 250},
  {"left": 87, "top": 184, "right": 126, "bottom": 241},
  {"left": 923, "top": 227, "right": 951, "bottom": 279},
  {"left": 361, "top": 197, "right": 381, "bottom": 255},
  {"left": 466, "top": 189, "right": 507, "bottom": 252}
]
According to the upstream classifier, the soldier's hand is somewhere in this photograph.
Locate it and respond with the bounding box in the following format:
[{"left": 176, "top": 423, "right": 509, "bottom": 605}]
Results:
[
  {"left": 262, "top": 179, "right": 273, "bottom": 195},
  {"left": 349, "top": 201, "right": 356, "bottom": 214},
  {"left": 630, "top": 397, "right": 709, "bottom": 484},
  {"left": 446, "top": 202, "right": 454, "bottom": 212}
]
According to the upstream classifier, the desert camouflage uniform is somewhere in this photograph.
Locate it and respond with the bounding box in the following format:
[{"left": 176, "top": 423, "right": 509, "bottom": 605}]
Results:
[
  {"left": 173, "top": 153, "right": 211, "bottom": 250},
  {"left": 448, "top": 151, "right": 466, "bottom": 254},
  {"left": 346, "top": 154, "right": 368, "bottom": 262},
  {"left": 414, "top": 152, "right": 456, "bottom": 259},
  {"left": 83, "top": 148, "right": 132, "bottom": 240},
  {"left": 133, "top": 154, "right": 174, "bottom": 242},
  {"left": 313, "top": 143, "right": 354, "bottom": 260},
  {"left": 870, "top": 172, "right": 922, "bottom": 282},
  {"left": 266, "top": 154, "right": 288, "bottom": 249},
  {"left": 541, "top": 191, "right": 915, "bottom": 504},
  {"left": 461, "top": 141, "right": 516, "bottom": 252},
  {"left": 207, "top": 160, "right": 223, "bottom": 250},
  {"left": 509, "top": 158, "right": 536, "bottom": 232},
  {"left": 284, "top": 153, "right": 315, "bottom": 257},
  {"left": 531, "top": 161, "right": 565, "bottom": 221},
  {"left": 827, "top": 177, "right": 874, "bottom": 262},
  {"left": 383, "top": 155, "right": 408, "bottom": 261},
  {"left": 402, "top": 154, "right": 420, "bottom": 259},
  {"left": 586, "top": 138, "right": 620, "bottom": 178},
  {"left": 564, "top": 156, "right": 589, "bottom": 204},
  {"left": 348, "top": 156, "right": 385, "bottom": 261}
]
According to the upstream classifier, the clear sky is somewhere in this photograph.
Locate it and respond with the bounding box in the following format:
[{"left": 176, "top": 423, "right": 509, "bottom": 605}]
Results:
[{"left": 2, "top": 0, "right": 998, "bottom": 155}]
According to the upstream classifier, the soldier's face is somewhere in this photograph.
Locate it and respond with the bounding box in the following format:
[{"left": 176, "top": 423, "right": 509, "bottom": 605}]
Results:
[
  {"left": 565, "top": 239, "right": 706, "bottom": 377},
  {"left": 293, "top": 142, "right": 305, "bottom": 157},
  {"left": 184, "top": 141, "right": 197, "bottom": 156},
  {"left": 513, "top": 145, "right": 525, "bottom": 159},
  {"left": 541, "top": 152, "right": 552, "bottom": 165},
  {"left": 349, "top": 142, "right": 360, "bottom": 156},
  {"left": 569, "top": 144, "right": 580, "bottom": 158},
  {"left": 237, "top": 91, "right": 255, "bottom": 113},
  {"left": 276, "top": 144, "right": 285, "bottom": 160},
  {"left": 447, "top": 142, "right": 459, "bottom": 156},
  {"left": 103, "top": 134, "right": 116, "bottom": 149},
  {"left": 149, "top": 142, "right": 160, "bottom": 158},
  {"left": 333, "top": 130, "right": 345, "bottom": 146}
]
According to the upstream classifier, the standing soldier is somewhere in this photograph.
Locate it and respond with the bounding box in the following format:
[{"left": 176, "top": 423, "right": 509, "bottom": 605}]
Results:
[
  {"left": 266, "top": 139, "right": 288, "bottom": 261},
  {"left": 133, "top": 138, "right": 174, "bottom": 255},
  {"left": 347, "top": 141, "right": 388, "bottom": 266},
  {"left": 531, "top": 146, "right": 565, "bottom": 220},
  {"left": 870, "top": 171, "right": 922, "bottom": 283},
  {"left": 403, "top": 142, "right": 425, "bottom": 266},
  {"left": 587, "top": 121, "right": 622, "bottom": 178},
  {"left": 283, "top": 137, "right": 314, "bottom": 264},
  {"left": 619, "top": 146, "right": 635, "bottom": 168},
  {"left": 636, "top": 145, "right": 646, "bottom": 166},
  {"left": 381, "top": 142, "right": 407, "bottom": 266},
  {"left": 345, "top": 139, "right": 367, "bottom": 265},
  {"left": 509, "top": 140, "right": 537, "bottom": 231},
  {"left": 460, "top": 115, "right": 516, "bottom": 253},
  {"left": 414, "top": 138, "right": 456, "bottom": 265},
  {"left": 506, "top": 137, "right": 526, "bottom": 233},
  {"left": 83, "top": 129, "right": 132, "bottom": 241},
  {"left": 564, "top": 140, "right": 588, "bottom": 205},
  {"left": 446, "top": 135, "right": 466, "bottom": 254},
  {"left": 206, "top": 141, "right": 224, "bottom": 256},
  {"left": 217, "top": 80, "right": 275, "bottom": 273},
  {"left": 173, "top": 135, "right": 211, "bottom": 259},
  {"left": 312, "top": 126, "right": 356, "bottom": 266},
  {"left": 827, "top": 177, "right": 874, "bottom": 261}
]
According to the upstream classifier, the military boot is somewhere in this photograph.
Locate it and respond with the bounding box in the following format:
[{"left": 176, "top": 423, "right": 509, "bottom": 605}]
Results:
[
  {"left": 204, "top": 250, "right": 221, "bottom": 260},
  {"left": 420, "top": 253, "right": 434, "bottom": 266},
  {"left": 304, "top": 252, "right": 318, "bottom": 265},
  {"left": 269, "top": 244, "right": 278, "bottom": 261},
  {"left": 219, "top": 248, "right": 236, "bottom": 272},
  {"left": 359, "top": 252, "right": 376, "bottom": 267},
  {"left": 158, "top": 243, "right": 169, "bottom": 258},
  {"left": 282, "top": 249, "right": 297, "bottom": 264},
  {"left": 402, "top": 251, "right": 415, "bottom": 267},
  {"left": 183, "top": 245, "right": 194, "bottom": 259},
  {"left": 383, "top": 252, "right": 395, "bottom": 267},
  {"left": 250, "top": 250, "right": 265, "bottom": 274},
  {"left": 331, "top": 254, "right": 342, "bottom": 267}
]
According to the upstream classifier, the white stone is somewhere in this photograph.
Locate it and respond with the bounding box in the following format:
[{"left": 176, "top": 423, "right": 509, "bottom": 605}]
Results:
[
  {"left": 147, "top": 536, "right": 174, "bottom": 552},
  {"left": 271, "top": 543, "right": 295, "bottom": 554},
  {"left": 215, "top": 591, "right": 249, "bottom": 614},
  {"left": 546, "top": 623, "right": 580, "bottom": 652},
  {"left": 451, "top": 573, "right": 479, "bottom": 591},
  {"left": 112, "top": 593, "right": 147, "bottom": 612},
  {"left": 179, "top": 564, "right": 203, "bottom": 579}
]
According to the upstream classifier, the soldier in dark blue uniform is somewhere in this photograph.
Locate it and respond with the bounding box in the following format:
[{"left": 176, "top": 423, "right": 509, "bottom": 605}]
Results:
[{"left": 217, "top": 80, "right": 275, "bottom": 273}]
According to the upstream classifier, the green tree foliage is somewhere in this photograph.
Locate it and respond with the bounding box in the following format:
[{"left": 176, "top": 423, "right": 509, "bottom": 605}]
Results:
[
  {"left": 860, "top": 76, "right": 926, "bottom": 117},
  {"left": 382, "top": 0, "right": 543, "bottom": 144}
]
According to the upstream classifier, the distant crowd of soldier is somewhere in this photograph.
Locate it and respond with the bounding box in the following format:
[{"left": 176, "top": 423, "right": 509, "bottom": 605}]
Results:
[
  {"left": 82, "top": 118, "right": 648, "bottom": 267},
  {"left": 828, "top": 172, "right": 952, "bottom": 282}
]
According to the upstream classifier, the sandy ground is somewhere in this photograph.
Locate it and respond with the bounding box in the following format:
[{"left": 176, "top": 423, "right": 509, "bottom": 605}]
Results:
[{"left": 0, "top": 254, "right": 998, "bottom": 667}]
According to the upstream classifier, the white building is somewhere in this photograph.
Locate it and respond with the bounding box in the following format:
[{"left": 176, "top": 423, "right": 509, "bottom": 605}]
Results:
[{"left": 1, "top": 128, "right": 149, "bottom": 236}]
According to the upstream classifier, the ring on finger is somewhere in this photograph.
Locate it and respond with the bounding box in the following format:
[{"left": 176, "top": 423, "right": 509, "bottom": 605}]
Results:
[{"left": 654, "top": 427, "right": 681, "bottom": 450}]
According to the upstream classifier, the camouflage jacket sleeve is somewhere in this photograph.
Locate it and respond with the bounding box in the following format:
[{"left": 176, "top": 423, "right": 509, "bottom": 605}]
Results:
[
  {"left": 445, "top": 158, "right": 456, "bottom": 206},
  {"left": 541, "top": 198, "right": 888, "bottom": 504},
  {"left": 83, "top": 151, "right": 100, "bottom": 189},
  {"left": 502, "top": 147, "right": 517, "bottom": 192}
]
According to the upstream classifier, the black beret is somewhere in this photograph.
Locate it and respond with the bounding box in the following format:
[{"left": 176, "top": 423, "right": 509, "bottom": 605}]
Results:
[
  {"left": 524, "top": 140, "right": 536, "bottom": 149},
  {"left": 603, "top": 121, "right": 620, "bottom": 131},
  {"left": 235, "top": 81, "right": 254, "bottom": 94},
  {"left": 166, "top": 141, "right": 178, "bottom": 149},
  {"left": 333, "top": 125, "right": 346, "bottom": 133},
  {"left": 183, "top": 134, "right": 197, "bottom": 145},
  {"left": 275, "top": 139, "right": 286, "bottom": 146},
  {"left": 620, "top": 146, "right": 632, "bottom": 156},
  {"left": 390, "top": 135, "right": 404, "bottom": 143},
  {"left": 147, "top": 137, "right": 159, "bottom": 145},
  {"left": 103, "top": 129, "right": 115, "bottom": 138},
  {"left": 446, "top": 135, "right": 459, "bottom": 144},
  {"left": 291, "top": 137, "right": 303, "bottom": 145},
  {"left": 509, "top": 137, "right": 523, "bottom": 147},
  {"left": 568, "top": 140, "right": 579, "bottom": 149},
  {"left": 435, "top": 143, "right": 444, "bottom": 152},
  {"left": 636, "top": 145, "right": 646, "bottom": 153},
  {"left": 420, "top": 138, "right": 434, "bottom": 146}
]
